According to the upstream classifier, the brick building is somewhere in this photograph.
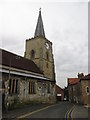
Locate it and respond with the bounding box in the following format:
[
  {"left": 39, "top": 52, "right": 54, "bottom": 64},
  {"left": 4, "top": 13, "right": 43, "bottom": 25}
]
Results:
[
  {"left": 68, "top": 73, "right": 90, "bottom": 105},
  {"left": 68, "top": 78, "right": 81, "bottom": 103},
  {"left": 56, "top": 85, "right": 64, "bottom": 101}
]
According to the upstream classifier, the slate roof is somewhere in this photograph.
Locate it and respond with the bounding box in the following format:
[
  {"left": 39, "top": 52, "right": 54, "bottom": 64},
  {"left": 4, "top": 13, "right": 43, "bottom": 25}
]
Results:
[
  {"left": 68, "top": 78, "right": 80, "bottom": 85},
  {"left": 0, "top": 48, "right": 43, "bottom": 74},
  {"left": 34, "top": 9, "right": 45, "bottom": 38}
]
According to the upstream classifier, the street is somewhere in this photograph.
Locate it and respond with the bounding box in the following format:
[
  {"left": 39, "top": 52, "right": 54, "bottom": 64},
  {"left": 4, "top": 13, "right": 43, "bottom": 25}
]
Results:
[
  {"left": 18, "top": 102, "right": 73, "bottom": 118},
  {"left": 2, "top": 101, "right": 88, "bottom": 119}
]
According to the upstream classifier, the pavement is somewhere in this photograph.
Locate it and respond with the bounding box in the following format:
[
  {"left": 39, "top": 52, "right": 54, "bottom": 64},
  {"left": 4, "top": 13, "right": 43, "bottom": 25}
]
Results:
[
  {"left": 71, "top": 104, "right": 89, "bottom": 119},
  {"left": 2, "top": 103, "right": 51, "bottom": 119},
  {"left": 84, "top": 104, "right": 90, "bottom": 108}
]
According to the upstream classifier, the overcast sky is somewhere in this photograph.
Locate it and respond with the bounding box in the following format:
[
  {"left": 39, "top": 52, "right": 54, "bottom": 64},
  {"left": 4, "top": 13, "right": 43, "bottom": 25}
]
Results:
[{"left": 0, "top": 0, "right": 88, "bottom": 88}]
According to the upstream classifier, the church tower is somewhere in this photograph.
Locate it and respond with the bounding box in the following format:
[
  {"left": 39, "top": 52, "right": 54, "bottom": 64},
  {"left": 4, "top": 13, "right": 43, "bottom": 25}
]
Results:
[{"left": 24, "top": 9, "right": 55, "bottom": 81}]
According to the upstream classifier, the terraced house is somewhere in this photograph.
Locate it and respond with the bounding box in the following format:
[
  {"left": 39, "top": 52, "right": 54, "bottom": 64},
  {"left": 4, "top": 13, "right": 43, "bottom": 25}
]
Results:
[
  {"left": 1, "top": 9, "right": 56, "bottom": 110},
  {"left": 68, "top": 73, "right": 90, "bottom": 105}
]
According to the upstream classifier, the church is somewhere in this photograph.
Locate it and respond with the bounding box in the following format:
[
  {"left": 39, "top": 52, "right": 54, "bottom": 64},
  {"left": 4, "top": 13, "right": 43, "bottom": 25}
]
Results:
[{"left": 0, "top": 9, "right": 56, "bottom": 109}]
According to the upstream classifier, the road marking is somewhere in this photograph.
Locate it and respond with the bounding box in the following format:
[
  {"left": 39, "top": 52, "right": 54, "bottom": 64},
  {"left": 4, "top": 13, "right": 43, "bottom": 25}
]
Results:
[
  {"left": 67, "top": 105, "right": 75, "bottom": 119},
  {"left": 71, "top": 105, "right": 75, "bottom": 119},
  {"left": 17, "top": 104, "right": 56, "bottom": 118},
  {"left": 65, "top": 105, "right": 75, "bottom": 120},
  {"left": 65, "top": 108, "right": 71, "bottom": 119}
]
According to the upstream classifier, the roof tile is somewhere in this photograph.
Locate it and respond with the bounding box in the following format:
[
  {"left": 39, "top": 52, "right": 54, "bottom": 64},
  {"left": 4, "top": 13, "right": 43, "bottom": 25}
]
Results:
[
  {"left": 0, "top": 49, "right": 43, "bottom": 75},
  {"left": 68, "top": 78, "right": 80, "bottom": 85}
]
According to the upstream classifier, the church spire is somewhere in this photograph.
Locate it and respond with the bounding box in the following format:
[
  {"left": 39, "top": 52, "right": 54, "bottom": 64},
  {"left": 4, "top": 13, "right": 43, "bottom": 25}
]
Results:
[{"left": 34, "top": 8, "right": 45, "bottom": 38}]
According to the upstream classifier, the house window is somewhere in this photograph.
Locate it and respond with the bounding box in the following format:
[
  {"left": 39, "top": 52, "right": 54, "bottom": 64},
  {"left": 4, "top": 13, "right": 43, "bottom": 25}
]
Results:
[
  {"left": 31, "top": 50, "right": 35, "bottom": 60},
  {"left": 29, "top": 81, "right": 35, "bottom": 94}
]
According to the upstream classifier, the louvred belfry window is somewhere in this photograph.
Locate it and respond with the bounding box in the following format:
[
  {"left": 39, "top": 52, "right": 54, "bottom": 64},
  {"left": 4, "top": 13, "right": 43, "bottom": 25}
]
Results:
[{"left": 31, "top": 50, "right": 35, "bottom": 60}]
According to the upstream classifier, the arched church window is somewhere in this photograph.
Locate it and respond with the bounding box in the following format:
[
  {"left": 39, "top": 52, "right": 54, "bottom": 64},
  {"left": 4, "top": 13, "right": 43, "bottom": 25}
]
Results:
[
  {"left": 46, "top": 51, "right": 49, "bottom": 60},
  {"left": 31, "top": 50, "right": 35, "bottom": 60}
]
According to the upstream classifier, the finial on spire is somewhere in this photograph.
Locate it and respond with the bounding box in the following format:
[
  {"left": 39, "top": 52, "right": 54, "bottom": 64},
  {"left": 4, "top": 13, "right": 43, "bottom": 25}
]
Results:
[{"left": 39, "top": 8, "right": 41, "bottom": 11}]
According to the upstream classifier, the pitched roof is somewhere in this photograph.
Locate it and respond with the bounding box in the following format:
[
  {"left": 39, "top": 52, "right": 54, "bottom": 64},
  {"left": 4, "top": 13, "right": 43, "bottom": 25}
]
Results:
[
  {"left": 34, "top": 8, "right": 45, "bottom": 38},
  {"left": 0, "top": 48, "right": 43, "bottom": 74},
  {"left": 56, "top": 85, "right": 63, "bottom": 94},
  {"left": 68, "top": 78, "right": 80, "bottom": 85}
]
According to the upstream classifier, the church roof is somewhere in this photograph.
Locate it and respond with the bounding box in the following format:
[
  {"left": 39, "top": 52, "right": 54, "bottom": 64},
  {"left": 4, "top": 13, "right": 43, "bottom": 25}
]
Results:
[
  {"left": 0, "top": 49, "right": 43, "bottom": 75},
  {"left": 34, "top": 8, "right": 45, "bottom": 38}
]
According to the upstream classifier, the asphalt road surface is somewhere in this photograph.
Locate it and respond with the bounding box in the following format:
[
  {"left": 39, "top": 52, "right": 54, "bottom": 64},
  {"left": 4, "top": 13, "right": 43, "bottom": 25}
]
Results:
[
  {"left": 18, "top": 102, "right": 73, "bottom": 118},
  {"left": 3, "top": 101, "right": 88, "bottom": 119}
]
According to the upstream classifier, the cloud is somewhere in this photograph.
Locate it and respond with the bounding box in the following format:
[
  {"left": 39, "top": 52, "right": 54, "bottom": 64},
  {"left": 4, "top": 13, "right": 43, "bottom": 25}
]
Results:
[{"left": 0, "top": 1, "right": 88, "bottom": 88}]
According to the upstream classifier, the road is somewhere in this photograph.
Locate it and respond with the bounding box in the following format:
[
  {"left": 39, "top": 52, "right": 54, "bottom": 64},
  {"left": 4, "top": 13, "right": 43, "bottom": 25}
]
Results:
[
  {"left": 18, "top": 102, "right": 73, "bottom": 118},
  {"left": 2, "top": 101, "right": 88, "bottom": 119}
]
